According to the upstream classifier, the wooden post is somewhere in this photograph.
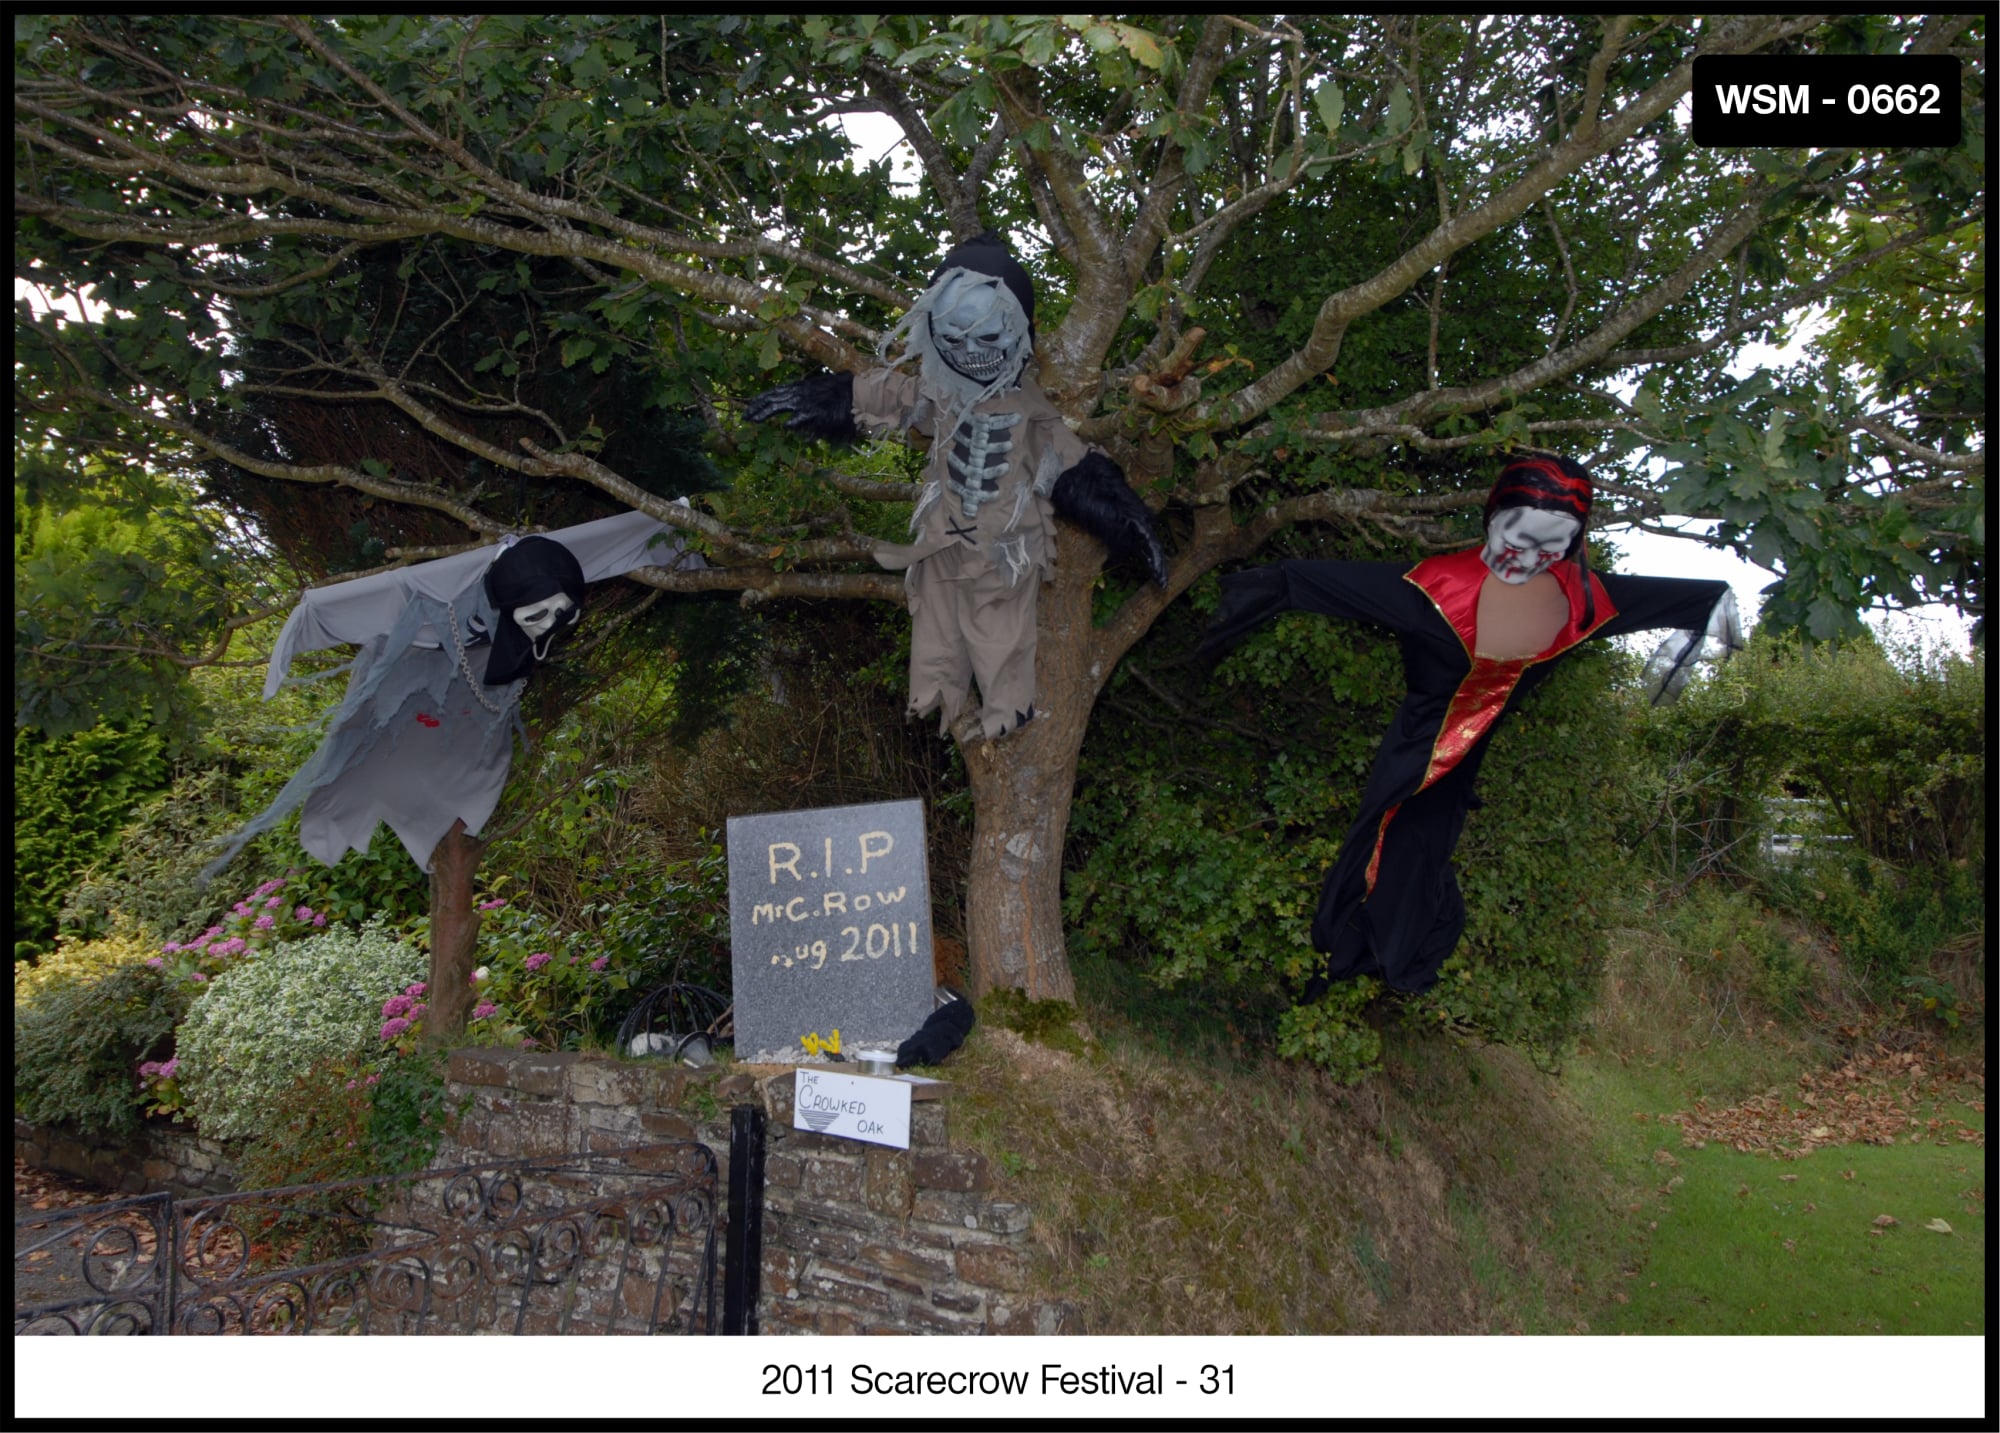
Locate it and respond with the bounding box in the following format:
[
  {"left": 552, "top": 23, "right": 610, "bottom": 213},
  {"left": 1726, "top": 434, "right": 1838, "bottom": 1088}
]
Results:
[{"left": 426, "top": 818, "right": 486, "bottom": 1043}]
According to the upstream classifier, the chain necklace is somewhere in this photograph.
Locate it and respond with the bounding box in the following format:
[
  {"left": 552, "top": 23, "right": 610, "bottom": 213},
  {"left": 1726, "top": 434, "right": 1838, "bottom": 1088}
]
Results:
[{"left": 446, "top": 600, "right": 516, "bottom": 716}]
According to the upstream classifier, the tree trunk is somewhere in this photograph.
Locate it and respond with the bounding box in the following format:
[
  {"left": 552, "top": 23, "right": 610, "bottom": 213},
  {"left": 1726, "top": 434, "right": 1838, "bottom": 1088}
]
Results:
[
  {"left": 960, "top": 554, "right": 1103, "bottom": 1002},
  {"left": 426, "top": 818, "right": 486, "bottom": 1043}
]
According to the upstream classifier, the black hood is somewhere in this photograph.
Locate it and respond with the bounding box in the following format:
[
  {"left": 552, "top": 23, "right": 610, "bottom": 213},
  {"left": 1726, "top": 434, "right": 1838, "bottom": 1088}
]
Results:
[{"left": 481, "top": 535, "right": 585, "bottom": 685}]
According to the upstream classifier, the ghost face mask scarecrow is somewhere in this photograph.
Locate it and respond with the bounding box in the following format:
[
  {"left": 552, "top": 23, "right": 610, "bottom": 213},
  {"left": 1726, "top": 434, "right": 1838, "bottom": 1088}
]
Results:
[
  {"left": 745, "top": 231, "right": 1168, "bottom": 741},
  {"left": 199, "top": 510, "right": 699, "bottom": 883},
  {"left": 1194, "top": 455, "right": 1742, "bottom": 999}
]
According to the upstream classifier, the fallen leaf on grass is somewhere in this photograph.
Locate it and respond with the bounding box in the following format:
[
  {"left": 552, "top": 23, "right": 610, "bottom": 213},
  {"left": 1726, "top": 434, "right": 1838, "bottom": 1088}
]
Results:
[
  {"left": 1924, "top": 1219, "right": 1953, "bottom": 1235},
  {"left": 1778, "top": 1174, "right": 1799, "bottom": 1183},
  {"left": 1872, "top": 1214, "right": 1899, "bottom": 1228}
]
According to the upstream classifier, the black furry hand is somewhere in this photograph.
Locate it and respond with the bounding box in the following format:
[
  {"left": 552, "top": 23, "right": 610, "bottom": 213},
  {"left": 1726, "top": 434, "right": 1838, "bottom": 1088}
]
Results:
[
  {"left": 743, "top": 371, "right": 859, "bottom": 445},
  {"left": 1049, "top": 450, "right": 1168, "bottom": 588}
]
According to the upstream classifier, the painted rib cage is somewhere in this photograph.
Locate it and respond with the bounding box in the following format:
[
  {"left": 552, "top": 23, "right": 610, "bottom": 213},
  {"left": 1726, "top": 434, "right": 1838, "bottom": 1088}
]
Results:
[{"left": 15, "top": 1146, "right": 718, "bottom": 1335}]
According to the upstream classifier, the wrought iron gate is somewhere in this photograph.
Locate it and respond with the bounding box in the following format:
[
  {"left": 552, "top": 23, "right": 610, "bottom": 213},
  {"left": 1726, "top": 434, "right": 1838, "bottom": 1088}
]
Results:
[{"left": 15, "top": 1145, "right": 718, "bottom": 1336}]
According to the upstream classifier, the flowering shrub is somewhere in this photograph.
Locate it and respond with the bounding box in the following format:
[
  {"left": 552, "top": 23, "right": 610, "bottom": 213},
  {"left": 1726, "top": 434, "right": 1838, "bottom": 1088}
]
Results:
[
  {"left": 152, "top": 875, "right": 329, "bottom": 991},
  {"left": 136, "top": 1055, "right": 186, "bottom": 1119},
  {"left": 469, "top": 890, "right": 633, "bottom": 1050},
  {"left": 173, "top": 917, "right": 425, "bottom": 1143}
]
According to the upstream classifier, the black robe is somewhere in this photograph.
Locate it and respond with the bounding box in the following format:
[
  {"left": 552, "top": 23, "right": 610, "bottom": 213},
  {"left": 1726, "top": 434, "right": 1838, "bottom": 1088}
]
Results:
[{"left": 1200, "top": 549, "right": 1731, "bottom": 994}]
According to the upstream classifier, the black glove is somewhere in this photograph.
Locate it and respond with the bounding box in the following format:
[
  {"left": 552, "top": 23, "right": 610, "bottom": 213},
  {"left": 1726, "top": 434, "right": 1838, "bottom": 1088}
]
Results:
[
  {"left": 894, "top": 990, "right": 976, "bottom": 1069},
  {"left": 743, "top": 370, "right": 860, "bottom": 445},
  {"left": 1049, "top": 450, "right": 1168, "bottom": 588}
]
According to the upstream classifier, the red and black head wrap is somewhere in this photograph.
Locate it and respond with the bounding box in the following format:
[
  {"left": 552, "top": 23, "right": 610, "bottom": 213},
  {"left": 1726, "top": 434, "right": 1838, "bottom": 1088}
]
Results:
[{"left": 1483, "top": 455, "right": 1596, "bottom": 622}]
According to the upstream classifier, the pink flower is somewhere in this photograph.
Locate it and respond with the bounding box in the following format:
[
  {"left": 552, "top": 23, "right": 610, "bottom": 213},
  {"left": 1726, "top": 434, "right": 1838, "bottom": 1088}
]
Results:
[
  {"left": 524, "top": 952, "right": 552, "bottom": 972},
  {"left": 216, "top": 938, "right": 247, "bottom": 957},
  {"left": 380, "top": 1017, "right": 411, "bottom": 1041},
  {"left": 478, "top": 897, "right": 508, "bottom": 911},
  {"left": 203, "top": 926, "right": 224, "bottom": 939},
  {"left": 160, "top": 1058, "right": 179, "bottom": 1079},
  {"left": 345, "top": 1080, "right": 358, "bottom": 1090},
  {"left": 162, "top": 942, "right": 182, "bottom": 954},
  {"left": 255, "top": 879, "right": 286, "bottom": 897},
  {"left": 408, "top": 1003, "right": 427, "bottom": 1020},
  {"left": 144, "top": 957, "right": 165, "bottom": 970},
  {"left": 232, "top": 902, "right": 252, "bottom": 917},
  {"left": 294, "top": 906, "right": 314, "bottom": 922},
  {"left": 590, "top": 956, "right": 609, "bottom": 972},
  {"left": 381, "top": 995, "right": 413, "bottom": 1019},
  {"left": 406, "top": 982, "right": 427, "bottom": 997},
  {"left": 364, "top": 1073, "right": 380, "bottom": 1085},
  {"left": 264, "top": 895, "right": 284, "bottom": 910},
  {"left": 253, "top": 914, "right": 275, "bottom": 930},
  {"left": 138, "top": 1061, "right": 162, "bottom": 1077},
  {"left": 472, "top": 1001, "right": 499, "bottom": 1021},
  {"left": 312, "top": 913, "right": 327, "bottom": 927},
  {"left": 190, "top": 972, "right": 208, "bottom": 983}
]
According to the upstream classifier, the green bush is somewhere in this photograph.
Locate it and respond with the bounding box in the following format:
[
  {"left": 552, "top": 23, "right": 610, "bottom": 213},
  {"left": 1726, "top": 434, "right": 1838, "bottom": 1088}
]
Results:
[
  {"left": 14, "top": 928, "right": 184, "bottom": 1136},
  {"left": 173, "top": 918, "right": 425, "bottom": 1144},
  {"left": 15, "top": 722, "right": 168, "bottom": 959}
]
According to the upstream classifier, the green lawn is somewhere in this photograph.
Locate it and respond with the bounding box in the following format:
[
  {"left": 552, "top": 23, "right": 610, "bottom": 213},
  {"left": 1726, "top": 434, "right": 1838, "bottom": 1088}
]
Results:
[{"left": 1601, "top": 1101, "right": 1986, "bottom": 1335}]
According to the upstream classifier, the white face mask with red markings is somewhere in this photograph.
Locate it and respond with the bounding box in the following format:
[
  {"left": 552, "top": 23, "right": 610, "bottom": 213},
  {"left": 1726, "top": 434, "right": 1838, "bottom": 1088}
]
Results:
[{"left": 1481, "top": 506, "right": 1582, "bottom": 584}]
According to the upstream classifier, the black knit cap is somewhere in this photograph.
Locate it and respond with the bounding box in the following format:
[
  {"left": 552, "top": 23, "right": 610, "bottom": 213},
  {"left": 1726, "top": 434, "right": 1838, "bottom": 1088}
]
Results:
[
  {"left": 481, "top": 535, "right": 585, "bottom": 685},
  {"left": 930, "top": 231, "right": 1036, "bottom": 336}
]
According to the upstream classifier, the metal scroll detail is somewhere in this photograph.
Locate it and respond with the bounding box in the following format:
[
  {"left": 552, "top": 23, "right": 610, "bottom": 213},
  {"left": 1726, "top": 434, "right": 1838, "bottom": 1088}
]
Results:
[{"left": 15, "top": 1145, "right": 717, "bottom": 1336}]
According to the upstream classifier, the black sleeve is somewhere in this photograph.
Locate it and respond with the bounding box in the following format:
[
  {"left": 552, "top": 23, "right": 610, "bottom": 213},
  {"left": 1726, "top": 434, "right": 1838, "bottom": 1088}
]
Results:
[
  {"left": 1195, "top": 560, "right": 1429, "bottom": 666},
  {"left": 1593, "top": 573, "right": 1733, "bottom": 640}
]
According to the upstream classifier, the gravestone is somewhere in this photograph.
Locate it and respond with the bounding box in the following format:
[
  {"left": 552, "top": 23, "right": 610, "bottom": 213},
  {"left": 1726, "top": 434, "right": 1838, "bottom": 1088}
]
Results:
[{"left": 726, "top": 797, "right": 936, "bottom": 1061}]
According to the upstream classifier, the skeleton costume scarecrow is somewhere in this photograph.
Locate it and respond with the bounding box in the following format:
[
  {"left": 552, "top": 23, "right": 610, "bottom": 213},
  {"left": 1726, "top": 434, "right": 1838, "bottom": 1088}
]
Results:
[
  {"left": 201, "top": 507, "right": 699, "bottom": 882},
  {"left": 746, "top": 231, "right": 1167, "bottom": 739},
  {"left": 1195, "top": 456, "right": 1742, "bottom": 998}
]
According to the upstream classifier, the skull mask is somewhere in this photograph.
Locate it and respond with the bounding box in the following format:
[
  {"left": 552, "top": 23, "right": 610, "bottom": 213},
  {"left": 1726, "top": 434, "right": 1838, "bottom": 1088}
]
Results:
[{"left": 925, "top": 272, "right": 1029, "bottom": 388}]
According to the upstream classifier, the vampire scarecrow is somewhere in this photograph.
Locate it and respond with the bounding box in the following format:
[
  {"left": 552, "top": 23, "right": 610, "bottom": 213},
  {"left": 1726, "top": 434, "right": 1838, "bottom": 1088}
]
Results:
[
  {"left": 202, "top": 509, "right": 697, "bottom": 882},
  {"left": 746, "top": 231, "right": 1167, "bottom": 740},
  {"left": 1194, "top": 455, "right": 1742, "bottom": 999}
]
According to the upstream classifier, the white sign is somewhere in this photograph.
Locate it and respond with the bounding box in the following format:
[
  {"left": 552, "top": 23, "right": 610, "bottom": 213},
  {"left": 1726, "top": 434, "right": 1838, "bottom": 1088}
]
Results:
[{"left": 792, "top": 1067, "right": 912, "bottom": 1149}]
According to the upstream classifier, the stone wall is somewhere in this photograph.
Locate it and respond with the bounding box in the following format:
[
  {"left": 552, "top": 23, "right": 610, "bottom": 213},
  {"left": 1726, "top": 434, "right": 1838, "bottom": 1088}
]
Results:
[
  {"left": 15, "top": 1048, "right": 1066, "bottom": 1336},
  {"left": 13, "top": 1115, "right": 237, "bottom": 1200},
  {"left": 436, "top": 1049, "right": 1069, "bottom": 1335}
]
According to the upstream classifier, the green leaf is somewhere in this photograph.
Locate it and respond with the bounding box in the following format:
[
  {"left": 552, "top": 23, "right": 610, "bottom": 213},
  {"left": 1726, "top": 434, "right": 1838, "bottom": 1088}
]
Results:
[
  {"left": 756, "top": 329, "right": 782, "bottom": 370},
  {"left": 1313, "top": 81, "right": 1344, "bottom": 137}
]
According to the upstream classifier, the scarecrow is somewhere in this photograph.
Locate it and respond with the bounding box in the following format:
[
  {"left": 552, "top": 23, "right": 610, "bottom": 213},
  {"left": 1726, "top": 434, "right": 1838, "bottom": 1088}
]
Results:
[
  {"left": 1194, "top": 456, "right": 1741, "bottom": 998},
  {"left": 202, "top": 507, "right": 699, "bottom": 882},
  {"left": 746, "top": 231, "right": 1167, "bottom": 740}
]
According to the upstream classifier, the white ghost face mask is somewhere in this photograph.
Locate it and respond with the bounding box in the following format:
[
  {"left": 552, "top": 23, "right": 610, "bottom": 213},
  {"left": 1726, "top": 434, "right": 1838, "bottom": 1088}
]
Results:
[
  {"left": 512, "top": 594, "right": 576, "bottom": 660},
  {"left": 925, "top": 272, "right": 1029, "bottom": 388},
  {"left": 1481, "top": 507, "right": 1582, "bottom": 584}
]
